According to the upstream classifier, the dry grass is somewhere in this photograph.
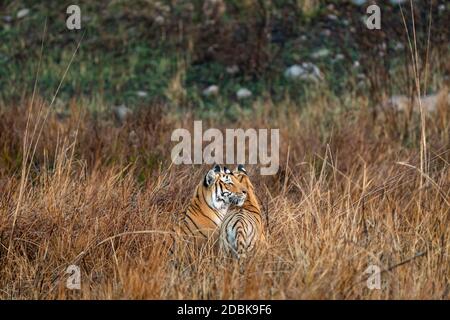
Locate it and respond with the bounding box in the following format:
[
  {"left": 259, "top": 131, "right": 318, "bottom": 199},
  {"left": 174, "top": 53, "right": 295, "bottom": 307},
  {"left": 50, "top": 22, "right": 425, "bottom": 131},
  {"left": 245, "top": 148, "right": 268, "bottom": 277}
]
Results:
[{"left": 0, "top": 92, "right": 448, "bottom": 299}]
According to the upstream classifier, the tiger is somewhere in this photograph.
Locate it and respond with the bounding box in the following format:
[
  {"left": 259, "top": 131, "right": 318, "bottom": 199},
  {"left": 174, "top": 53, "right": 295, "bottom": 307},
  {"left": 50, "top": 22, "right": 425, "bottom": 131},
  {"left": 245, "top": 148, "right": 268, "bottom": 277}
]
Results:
[
  {"left": 170, "top": 164, "right": 248, "bottom": 252},
  {"left": 219, "top": 164, "right": 265, "bottom": 259}
]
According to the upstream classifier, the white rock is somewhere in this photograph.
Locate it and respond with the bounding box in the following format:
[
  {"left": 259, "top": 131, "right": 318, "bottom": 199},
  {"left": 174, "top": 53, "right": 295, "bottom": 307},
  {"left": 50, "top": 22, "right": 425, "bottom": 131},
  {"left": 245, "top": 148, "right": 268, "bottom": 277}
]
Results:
[
  {"left": 17, "top": 8, "right": 30, "bottom": 19},
  {"left": 334, "top": 53, "right": 345, "bottom": 62},
  {"left": 226, "top": 65, "right": 239, "bottom": 75},
  {"left": 311, "top": 48, "right": 330, "bottom": 59},
  {"left": 306, "top": 63, "right": 323, "bottom": 81},
  {"left": 327, "top": 14, "right": 338, "bottom": 21},
  {"left": 202, "top": 85, "right": 219, "bottom": 97},
  {"left": 236, "top": 88, "right": 252, "bottom": 100},
  {"left": 284, "top": 63, "right": 323, "bottom": 82},
  {"left": 284, "top": 65, "right": 303, "bottom": 79},
  {"left": 154, "top": 15, "right": 165, "bottom": 25},
  {"left": 136, "top": 91, "right": 148, "bottom": 98},
  {"left": 113, "top": 105, "right": 132, "bottom": 123}
]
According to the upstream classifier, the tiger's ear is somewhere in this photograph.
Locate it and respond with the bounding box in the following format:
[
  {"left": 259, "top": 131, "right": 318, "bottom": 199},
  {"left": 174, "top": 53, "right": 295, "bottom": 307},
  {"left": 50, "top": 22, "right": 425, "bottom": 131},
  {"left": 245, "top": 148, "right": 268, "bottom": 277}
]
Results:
[
  {"left": 205, "top": 165, "right": 220, "bottom": 187},
  {"left": 237, "top": 164, "right": 247, "bottom": 175},
  {"left": 223, "top": 166, "right": 232, "bottom": 174}
]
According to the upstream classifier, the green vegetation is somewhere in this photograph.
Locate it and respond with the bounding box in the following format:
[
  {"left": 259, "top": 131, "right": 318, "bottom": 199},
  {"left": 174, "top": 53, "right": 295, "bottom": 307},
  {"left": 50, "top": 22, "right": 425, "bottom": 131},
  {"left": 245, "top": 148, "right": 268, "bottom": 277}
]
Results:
[{"left": 1, "top": 1, "right": 447, "bottom": 115}]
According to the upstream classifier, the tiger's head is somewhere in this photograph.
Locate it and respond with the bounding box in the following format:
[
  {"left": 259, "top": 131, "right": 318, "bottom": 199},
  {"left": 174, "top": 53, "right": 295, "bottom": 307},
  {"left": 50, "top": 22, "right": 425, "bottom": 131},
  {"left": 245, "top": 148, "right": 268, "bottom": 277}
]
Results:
[
  {"left": 203, "top": 164, "right": 247, "bottom": 213},
  {"left": 232, "top": 164, "right": 255, "bottom": 190},
  {"left": 230, "top": 164, "right": 260, "bottom": 210}
]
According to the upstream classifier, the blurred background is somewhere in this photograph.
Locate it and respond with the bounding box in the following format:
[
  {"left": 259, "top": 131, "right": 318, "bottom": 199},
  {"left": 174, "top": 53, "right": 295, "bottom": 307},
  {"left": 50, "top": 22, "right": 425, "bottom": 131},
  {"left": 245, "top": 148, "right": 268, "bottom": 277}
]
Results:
[{"left": 1, "top": 0, "right": 448, "bottom": 118}]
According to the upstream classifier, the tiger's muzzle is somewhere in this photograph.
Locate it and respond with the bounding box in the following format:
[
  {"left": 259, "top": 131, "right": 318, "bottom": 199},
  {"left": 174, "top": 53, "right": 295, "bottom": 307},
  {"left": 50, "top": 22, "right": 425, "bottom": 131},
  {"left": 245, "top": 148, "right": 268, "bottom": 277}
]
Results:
[{"left": 230, "top": 190, "right": 247, "bottom": 207}]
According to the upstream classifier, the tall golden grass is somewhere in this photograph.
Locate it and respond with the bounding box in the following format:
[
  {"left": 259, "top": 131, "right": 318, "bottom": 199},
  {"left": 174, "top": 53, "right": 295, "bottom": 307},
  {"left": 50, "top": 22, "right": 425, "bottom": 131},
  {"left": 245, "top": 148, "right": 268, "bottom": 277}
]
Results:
[
  {"left": 0, "top": 91, "right": 448, "bottom": 299},
  {"left": 0, "top": 1, "right": 448, "bottom": 300}
]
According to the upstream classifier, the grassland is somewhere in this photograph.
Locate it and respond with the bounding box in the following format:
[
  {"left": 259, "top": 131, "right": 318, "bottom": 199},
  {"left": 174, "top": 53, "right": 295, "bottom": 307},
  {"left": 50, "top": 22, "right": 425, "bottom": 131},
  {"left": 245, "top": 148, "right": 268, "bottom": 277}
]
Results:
[{"left": 0, "top": 0, "right": 449, "bottom": 299}]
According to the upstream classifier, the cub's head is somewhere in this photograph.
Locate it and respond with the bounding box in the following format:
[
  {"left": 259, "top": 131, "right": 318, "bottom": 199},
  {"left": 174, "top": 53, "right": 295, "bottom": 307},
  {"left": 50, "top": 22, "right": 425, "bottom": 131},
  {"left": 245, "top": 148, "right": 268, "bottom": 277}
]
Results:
[
  {"left": 232, "top": 164, "right": 255, "bottom": 191},
  {"left": 203, "top": 164, "right": 247, "bottom": 211},
  {"left": 231, "top": 165, "right": 260, "bottom": 211}
]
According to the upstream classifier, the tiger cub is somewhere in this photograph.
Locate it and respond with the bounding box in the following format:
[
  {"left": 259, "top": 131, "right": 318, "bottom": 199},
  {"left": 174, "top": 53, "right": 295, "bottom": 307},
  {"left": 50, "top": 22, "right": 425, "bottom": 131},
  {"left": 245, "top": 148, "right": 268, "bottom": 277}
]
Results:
[{"left": 219, "top": 165, "right": 265, "bottom": 259}]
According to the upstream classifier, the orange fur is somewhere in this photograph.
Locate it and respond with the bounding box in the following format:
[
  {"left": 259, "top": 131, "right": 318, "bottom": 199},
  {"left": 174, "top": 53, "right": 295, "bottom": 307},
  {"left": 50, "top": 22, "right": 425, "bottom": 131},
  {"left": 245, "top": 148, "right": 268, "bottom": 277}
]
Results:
[
  {"left": 171, "top": 166, "right": 247, "bottom": 251},
  {"left": 220, "top": 166, "right": 265, "bottom": 259}
]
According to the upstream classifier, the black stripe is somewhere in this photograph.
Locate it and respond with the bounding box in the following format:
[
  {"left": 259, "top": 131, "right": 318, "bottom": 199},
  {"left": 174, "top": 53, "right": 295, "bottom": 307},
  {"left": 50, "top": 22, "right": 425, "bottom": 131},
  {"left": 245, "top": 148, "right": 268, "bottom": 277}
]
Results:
[
  {"left": 231, "top": 218, "right": 241, "bottom": 230},
  {"left": 243, "top": 206, "right": 260, "bottom": 214},
  {"left": 203, "top": 185, "right": 224, "bottom": 221},
  {"left": 184, "top": 215, "right": 208, "bottom": 238},
  {"left": 199, "top": 211, "right": 219, "bottom": 227},
  {"left": 182, "top": 217, "right": 197, "bottom": 235}
]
